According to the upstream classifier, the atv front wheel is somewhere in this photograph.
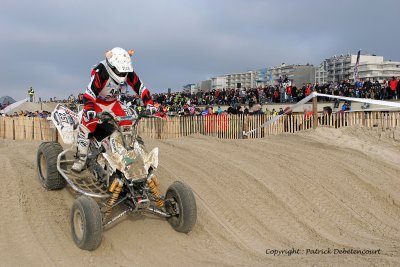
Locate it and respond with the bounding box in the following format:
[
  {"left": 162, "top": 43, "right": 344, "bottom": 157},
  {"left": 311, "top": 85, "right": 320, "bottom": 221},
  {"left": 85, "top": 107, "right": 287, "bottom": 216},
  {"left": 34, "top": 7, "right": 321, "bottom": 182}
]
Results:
[
  {"left": 70, "top": 196, "right": 103, "bottom": 251},
  {"left": 165, "top": 181, "right": 197, "bottom": 233},
  {"left": 36, "top": 142, "right": 66, "bottom": 190}
]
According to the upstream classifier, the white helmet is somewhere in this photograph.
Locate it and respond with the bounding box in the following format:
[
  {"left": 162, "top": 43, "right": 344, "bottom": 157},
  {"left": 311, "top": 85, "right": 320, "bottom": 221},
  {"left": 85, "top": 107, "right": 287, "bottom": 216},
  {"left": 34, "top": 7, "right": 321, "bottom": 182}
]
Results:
[{"left": 105, "top": 47, "right": 134, "bottom": 83}]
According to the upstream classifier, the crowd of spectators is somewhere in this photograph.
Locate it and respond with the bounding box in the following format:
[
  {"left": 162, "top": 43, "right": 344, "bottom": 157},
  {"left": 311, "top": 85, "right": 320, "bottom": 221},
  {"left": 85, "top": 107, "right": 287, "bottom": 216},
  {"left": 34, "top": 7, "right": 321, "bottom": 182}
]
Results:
[
  {"left": 3, "top": 110, "right": 50, "bottom": 118},
  {"left": 150, "top": 77, "right": 399, "bottom": 107},
  {"left": 140, "top": 76, "right": 398, "bottom": 117},
  {"left": 2, "top": 77, "right": 398, "bottom": 118}
]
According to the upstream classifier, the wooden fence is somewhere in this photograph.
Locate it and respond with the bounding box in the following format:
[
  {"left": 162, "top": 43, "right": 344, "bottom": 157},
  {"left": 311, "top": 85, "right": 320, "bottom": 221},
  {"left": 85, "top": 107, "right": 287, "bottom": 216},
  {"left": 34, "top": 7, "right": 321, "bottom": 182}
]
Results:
[
  {"left": 1, "top": 111, "right": 399, "bottom": 141},
  {"left": 0, "top": 117, "right": 58, "bottom": 141},
  {"left": 138, "top": 111, "right": 400, "bottom": 139}
]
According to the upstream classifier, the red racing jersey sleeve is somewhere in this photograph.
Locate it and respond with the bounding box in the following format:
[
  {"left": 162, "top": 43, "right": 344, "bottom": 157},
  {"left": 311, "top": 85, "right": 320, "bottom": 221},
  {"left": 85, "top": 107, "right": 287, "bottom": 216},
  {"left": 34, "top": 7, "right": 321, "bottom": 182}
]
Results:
[
  {"left": 126, "top": 71, "right": 153, "bottom": 106},
  {"left": 83, "top": 63, "right": 109, "bottom": 111}
]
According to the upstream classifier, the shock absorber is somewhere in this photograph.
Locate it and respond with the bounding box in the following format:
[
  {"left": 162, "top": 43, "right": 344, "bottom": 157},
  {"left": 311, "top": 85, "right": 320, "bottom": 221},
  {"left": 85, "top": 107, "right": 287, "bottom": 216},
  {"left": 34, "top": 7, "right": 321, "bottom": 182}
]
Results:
[
  {"left": 105, "top": 178, "right": 123, "bottom": 216},
  {"left": 147, "top": 176, "right": 164, "bottom": 208}
]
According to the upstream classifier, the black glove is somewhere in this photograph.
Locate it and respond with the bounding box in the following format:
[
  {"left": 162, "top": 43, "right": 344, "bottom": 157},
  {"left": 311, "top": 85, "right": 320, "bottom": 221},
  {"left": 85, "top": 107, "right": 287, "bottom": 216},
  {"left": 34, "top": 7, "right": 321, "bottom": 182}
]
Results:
[
  {"left": 146, "top": 104, "right": 157, "bottom": 115},
  {"left": 83, "top": 109, "right": 96, "bottom": 122}
]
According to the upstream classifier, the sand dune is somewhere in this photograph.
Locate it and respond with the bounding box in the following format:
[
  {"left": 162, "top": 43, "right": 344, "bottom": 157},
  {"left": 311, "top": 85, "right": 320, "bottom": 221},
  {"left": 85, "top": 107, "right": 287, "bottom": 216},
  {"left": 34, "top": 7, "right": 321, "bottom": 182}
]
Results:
[{"left": 1, "top": 126, "right": 399, "bottom": 266}]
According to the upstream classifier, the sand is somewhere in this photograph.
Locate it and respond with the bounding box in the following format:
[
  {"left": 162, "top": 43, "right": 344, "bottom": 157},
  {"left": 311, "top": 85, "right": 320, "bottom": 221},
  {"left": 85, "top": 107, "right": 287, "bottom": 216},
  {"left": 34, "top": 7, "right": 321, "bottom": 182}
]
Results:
[{"left": 0, "top": 126, "right": 399, "bottom": 266}]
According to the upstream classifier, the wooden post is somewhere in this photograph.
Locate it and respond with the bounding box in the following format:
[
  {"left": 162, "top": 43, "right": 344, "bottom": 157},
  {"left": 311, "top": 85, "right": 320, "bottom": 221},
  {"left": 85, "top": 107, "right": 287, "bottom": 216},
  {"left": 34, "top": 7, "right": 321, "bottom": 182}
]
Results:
[
  {"left": 392, "top": 112, "right": 395, "bottom": 128},
  {"left": 0, "top": 118, "right": 3, "bottom": 139},
  {"left": 23, "top": 118, "right": 27, "bottom": 140},
  {"left": 1, "top": 117, "right": 4, "bottom": 139},
  {"left": 55, "top": 127, "right": 58, "bottom": 142},
  {"left": 396, "top": 112, "right": 398, "bottom": 127},
  {"left": 39, "top": 118, "right": 43, "bottom": 140},
  {"left": 312, "top": 94, "right": 318, "bottom": 129},
  {"left": 157, "top": 118, "right": 162, "bottom": 139},
  {"left": 31, "top": 118, "right": 35, "bottom": 140},
  {"left": 12, "top": 118, "right": 15, "bottom": 140}
]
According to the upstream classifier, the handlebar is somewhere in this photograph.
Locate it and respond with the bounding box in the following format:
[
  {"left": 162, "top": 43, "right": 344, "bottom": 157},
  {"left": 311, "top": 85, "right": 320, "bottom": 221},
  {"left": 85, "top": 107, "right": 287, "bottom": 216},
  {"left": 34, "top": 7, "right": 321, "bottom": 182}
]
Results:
[{"left": 96, "top": 111, "right": 157, "bottom": 124}]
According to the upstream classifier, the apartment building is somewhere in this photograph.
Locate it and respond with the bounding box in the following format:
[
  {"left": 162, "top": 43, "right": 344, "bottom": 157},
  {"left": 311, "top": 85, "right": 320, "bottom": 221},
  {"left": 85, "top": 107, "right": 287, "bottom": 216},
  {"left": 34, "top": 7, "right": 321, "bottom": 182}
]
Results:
[
  {"left": 186, "top": 53, "right": 400, "bottom": 93},
  {"left": 182, "top": 84, "right": 196, "bottom": 94},
  {"left": 315, "top": 61, "right": 328, "bottom": 84},
  {"left": 317, "top": 53, "right": 400, "bottom": 83},
  {"left": 348, "top": 56, "right": 400, "bottom": 82},
  {"left": 265, "top": 64, "right": 315, "bottom": 86},
  {"left": 211, "top": 76, "right": 227, "bottom": 90},
  {"left": 225, "top": 70, "right": 259, "bottom": 89}
]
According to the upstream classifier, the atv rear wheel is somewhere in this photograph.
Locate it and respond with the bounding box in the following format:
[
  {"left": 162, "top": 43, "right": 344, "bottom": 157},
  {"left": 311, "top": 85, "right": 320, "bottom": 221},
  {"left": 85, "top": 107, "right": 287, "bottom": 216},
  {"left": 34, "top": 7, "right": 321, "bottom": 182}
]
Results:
[
  {"left": 36, "top": 142, "right": 66, "bottom": 190},
  {"left": 70, "top": 196, "right": 103, "bottom": 251},
  {"left": 165, "top": 181, "right": 197, "bottom": 233}
]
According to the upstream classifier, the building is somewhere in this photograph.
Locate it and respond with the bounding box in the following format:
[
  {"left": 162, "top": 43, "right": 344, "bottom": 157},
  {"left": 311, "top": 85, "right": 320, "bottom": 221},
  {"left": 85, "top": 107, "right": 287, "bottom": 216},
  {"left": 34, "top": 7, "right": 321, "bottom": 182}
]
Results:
[
  {"left": 268, "top": 64, "right": 315, "bottom": 86},
  {"left": 348, "top": 56, "right": 400, "bottom": 82},
  {"left": 200, "top": 80, "right": 212, "bottom": 92},
  {"left": 191, "top": 80, "right": 212, "bottom": 93},
  {"left": 182, "top": 84, "right": 196, "bottom": 94},
  {"left": 225, "top": 70, "right": 259, "bottom": 89},
  {"left": 211, "top": 76, "right": 227, "bottom": 90},
  {"left": 255, "top": 68, "right": 269, "bottom": 87},
  {"left": 315, "top": 61, "right": 328, "bottom": 84},
  {"left": 317, "top": 53, "right": 400, "bottom": 83},
  {"left": 323, "top": 54, "right": 352, "bottom": 83},
  {"left": 184, "top": 52, "right": 400, "bottom": 92},
  {"left": 210, "top": 70, "right": 259, "bottom": 90},
  {"left": 206, "top": 65, "right": 314, "bottom": 90}
]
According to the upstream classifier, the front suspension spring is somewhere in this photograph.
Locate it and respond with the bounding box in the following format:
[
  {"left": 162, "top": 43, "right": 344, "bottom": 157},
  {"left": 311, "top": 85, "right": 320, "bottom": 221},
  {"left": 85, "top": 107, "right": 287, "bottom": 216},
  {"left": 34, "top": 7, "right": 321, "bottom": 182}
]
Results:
[
  {"left": 105, "top": 178, "right": 123, "bottom": 216},
  {"left": 147, "top": 176, "right": 164, "bottom": 208}
]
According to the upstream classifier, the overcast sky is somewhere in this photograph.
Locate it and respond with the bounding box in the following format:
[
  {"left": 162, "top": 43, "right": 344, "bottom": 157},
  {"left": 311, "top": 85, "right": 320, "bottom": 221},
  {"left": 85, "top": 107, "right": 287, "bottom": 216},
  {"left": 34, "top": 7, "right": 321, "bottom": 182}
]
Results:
[{"left": 0, "top": 0, "right": 399, "bottom": 100}]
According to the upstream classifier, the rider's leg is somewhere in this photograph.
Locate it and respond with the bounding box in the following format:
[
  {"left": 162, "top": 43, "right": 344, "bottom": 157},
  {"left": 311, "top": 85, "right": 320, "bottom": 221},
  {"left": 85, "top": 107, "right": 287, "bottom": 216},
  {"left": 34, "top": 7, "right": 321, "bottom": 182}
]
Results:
[
  {"left": 72, "top": 100, "right": 130, "bottom": 172},
  {"left": 71, "top": 125, "right": 92, "bottom": 172}
]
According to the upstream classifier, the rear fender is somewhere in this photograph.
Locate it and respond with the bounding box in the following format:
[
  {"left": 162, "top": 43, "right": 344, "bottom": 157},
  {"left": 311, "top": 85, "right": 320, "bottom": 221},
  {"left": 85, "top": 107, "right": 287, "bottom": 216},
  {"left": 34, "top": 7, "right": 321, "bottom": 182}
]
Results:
[{"left": 50, "top": 104, "right": 80, "bottom": 144}]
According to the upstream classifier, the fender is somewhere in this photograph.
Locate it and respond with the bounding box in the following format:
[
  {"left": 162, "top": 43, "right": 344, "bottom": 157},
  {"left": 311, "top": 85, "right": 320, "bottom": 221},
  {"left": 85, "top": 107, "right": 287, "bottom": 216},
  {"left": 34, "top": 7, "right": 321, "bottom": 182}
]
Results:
[{"left": 51, "top": 104, "right": 80, "bottom": 144}]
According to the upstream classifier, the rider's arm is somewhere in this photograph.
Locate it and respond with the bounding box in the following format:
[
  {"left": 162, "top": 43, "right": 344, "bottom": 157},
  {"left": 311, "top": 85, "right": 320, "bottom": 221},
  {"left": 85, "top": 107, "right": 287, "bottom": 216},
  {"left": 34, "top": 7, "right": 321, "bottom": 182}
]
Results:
[
  {"left": 83, "top": 64, "right": 109, "bottom": 111},
  {"left": 126, "top": 71, "right": 153, "bottom": 106}
]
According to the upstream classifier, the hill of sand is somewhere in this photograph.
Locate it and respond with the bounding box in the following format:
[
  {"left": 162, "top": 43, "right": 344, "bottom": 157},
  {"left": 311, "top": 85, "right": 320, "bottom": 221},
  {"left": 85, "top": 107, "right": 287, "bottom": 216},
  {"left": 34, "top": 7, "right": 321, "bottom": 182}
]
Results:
[{"left": 0, "top": 126, "right": 399, "bottom": 266}]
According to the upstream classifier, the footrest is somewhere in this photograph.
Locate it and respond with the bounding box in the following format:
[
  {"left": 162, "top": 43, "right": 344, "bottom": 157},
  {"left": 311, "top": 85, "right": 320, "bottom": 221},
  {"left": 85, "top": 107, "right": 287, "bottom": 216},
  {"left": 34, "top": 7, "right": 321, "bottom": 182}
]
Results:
[
  {"left": 57, "top": 148, "right": 111, "bottom": 199},
  {"left": 68, "top": 169, "right": 110, "bottom": 196}
]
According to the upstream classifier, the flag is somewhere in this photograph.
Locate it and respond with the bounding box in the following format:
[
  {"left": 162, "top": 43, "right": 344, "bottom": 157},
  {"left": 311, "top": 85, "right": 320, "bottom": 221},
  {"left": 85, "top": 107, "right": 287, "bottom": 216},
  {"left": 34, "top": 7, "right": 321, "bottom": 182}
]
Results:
[{"left": 354, "top": 50, "right": 361, "bottom": 82}]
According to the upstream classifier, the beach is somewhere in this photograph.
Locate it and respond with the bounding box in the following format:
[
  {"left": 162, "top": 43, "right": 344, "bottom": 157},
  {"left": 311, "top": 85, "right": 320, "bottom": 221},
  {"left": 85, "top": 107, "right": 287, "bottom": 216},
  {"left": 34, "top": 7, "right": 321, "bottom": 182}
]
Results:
[{"left": 0, "top": 126, "right": 399, "bottom": 266}]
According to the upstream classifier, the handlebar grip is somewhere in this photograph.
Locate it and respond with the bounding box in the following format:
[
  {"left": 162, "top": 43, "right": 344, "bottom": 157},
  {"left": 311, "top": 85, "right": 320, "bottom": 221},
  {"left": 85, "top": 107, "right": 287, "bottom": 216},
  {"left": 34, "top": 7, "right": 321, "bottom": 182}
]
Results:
[
  {"left": 97, "top": 112, "right": 136, "bottom": 122},
  {"left": 96, "top": 112, "right": 112, "bottom": 121}
]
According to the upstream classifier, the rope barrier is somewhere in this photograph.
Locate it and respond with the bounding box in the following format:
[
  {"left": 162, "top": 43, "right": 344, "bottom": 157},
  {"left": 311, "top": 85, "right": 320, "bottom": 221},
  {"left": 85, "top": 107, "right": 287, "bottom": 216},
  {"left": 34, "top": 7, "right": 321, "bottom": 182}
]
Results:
[{"left": 314, "top": 93, "right": 400, "bottom": 108}]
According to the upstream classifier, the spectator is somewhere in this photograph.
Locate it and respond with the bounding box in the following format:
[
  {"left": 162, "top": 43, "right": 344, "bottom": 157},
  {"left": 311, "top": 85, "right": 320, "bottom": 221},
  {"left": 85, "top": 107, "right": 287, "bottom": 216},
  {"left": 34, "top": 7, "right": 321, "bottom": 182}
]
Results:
[
  {"left": 252, "top": 104, "right": 263, "bottom": 115},
  {"left": 389, "top": 76, "right": 398, "bottom": 99},
  {"left": 341, "top": 101, "right": 351, "bottom": 111},
  {"left": 28, "top": 86, "right": 35, "bottom": 102},
  {"left": 397, "top": 77, "right": 400, "bottom": 98}
]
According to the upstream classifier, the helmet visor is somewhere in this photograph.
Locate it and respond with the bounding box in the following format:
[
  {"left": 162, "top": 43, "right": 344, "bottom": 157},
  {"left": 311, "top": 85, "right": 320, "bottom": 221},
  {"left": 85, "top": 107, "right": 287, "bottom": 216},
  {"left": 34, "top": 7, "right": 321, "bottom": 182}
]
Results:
[
  {"left": 111, "top": 66, "right": 127, "bottom": 77},
  {"left": 107, "top": 60, "right": 127, "bottom": 77}
]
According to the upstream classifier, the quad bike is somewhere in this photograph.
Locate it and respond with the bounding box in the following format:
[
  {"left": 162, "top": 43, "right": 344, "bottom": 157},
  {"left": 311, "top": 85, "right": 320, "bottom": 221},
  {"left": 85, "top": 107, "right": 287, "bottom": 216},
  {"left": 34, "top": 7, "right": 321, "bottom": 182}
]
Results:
[{"left": 36, "top": 104, "right": 197, "bottom": 251}]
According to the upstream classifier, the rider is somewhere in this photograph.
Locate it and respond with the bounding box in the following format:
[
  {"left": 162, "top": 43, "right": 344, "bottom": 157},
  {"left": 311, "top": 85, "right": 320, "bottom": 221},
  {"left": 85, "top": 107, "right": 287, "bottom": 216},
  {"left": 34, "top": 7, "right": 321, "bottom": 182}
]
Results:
[{"left": 72, "top": 47, "right": 154, "bottom": 172}]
